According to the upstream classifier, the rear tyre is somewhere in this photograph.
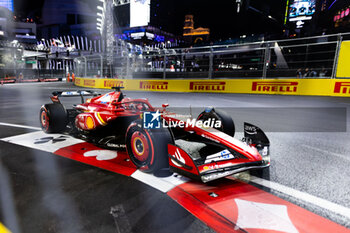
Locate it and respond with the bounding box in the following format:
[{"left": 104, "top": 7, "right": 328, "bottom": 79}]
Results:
[
  {"left": 126, "top": 121, "right": 173, "bottom": 173},
  {"left": 40, "top": 104, "right": 68, "bottom": 133},
  {"left": 197, "top": 108, "right": 235, "bottom": 137}
]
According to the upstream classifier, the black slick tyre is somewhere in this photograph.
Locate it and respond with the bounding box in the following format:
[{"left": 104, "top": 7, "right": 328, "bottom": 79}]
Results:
[
  {"left": 40, "top": 104, "right": 68, "bottom": 133},
  {"left": 126, "top": 121, "right": 173, "bottom": 173}
]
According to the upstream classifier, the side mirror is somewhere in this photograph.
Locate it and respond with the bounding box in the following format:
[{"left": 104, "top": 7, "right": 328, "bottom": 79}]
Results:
[{"left": 162, "top": 103, "right": 169, "bottom": 109}]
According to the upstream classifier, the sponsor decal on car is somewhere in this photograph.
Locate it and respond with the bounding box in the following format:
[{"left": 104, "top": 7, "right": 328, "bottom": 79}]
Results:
[
  {"left": 261, "top": 146, "right": 269, "bottom": 156},
  {"left": 334, "top": 82, "right": 350, "bottom": 94},
  {"left": 62, "top": 91, "right": 78, "bottom": 96},
  {"left": 244, "top": 125, "right": 257, "bottom": 135},
  {"left": 98, "top": 94, "right": 111, "bottom": 104},
  {"left": 189, "top": 82, "right": 226, "bottom": 91},
  {"left": 106, "top": 143, "right": 126, "bottom": 149},
  {"left": 171, "top": 148, "right": 186, "bottom": 167},
  {"left": 139, "top": 81, "right": 168, "bottom": 90},
  {"left": 61, "top": 91, "right": 91, "bottom": 96},
  {"left": 252, "top": 81, "right": 298, "bottom": 93},
  {"left": 204, "top": 149, "right": 235, "bottom": 164},
  {"left": 203, "top": 165, "right": 216, "bottom": 171},
  {"left": 200, "top": 162, "right": 237, "bottom": 173}
]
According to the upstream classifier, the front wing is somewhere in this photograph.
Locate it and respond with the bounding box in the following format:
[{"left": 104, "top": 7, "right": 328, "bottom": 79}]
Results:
[{"left": 168, "top": 144, "right": 270, "bottom": 183}]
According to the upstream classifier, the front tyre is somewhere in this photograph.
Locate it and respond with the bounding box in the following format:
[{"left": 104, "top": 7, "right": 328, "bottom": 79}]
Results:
[
  {"left": 251, "top": 167, "right": 270, "bottom": 179},
  {"left": 126, "top": 121, "right": 173, "bottom": 173},
  {"left": 40, "top": 104, "right": 68, "bottom": 133}
]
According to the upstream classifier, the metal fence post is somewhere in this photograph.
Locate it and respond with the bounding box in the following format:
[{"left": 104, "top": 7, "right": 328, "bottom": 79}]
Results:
[
  {"left": 82, "top": 56, "right": 87, "bottom": 77},
  {"left": 99, "top": 54, "right": 103, "bottom": 77},
  {"left": 304, "top": 45, "right": 309, "bottom": 68},
  {"left": 331, "top": 34, "right": 343, "bottom": 79},
  {"left": 132, "top": 54, "right": 136, "bottom": 78},
  {"left": 262, "top": 45, "right": 270, "bottom": 79},
  {"left": 126, "top": 56, "right": 130, "bottom": 79},
  {"left": 209, "top": 47, "right": 213, "bottom": 79},
  {"left": 181, "top": 50, "right": 184, "bottom": 72},
  {"left": 163, "top": 55, "right": 167, "bottom": 79},
  {"left": 76, "top": 59, "right": 80, "bottom": 77}
]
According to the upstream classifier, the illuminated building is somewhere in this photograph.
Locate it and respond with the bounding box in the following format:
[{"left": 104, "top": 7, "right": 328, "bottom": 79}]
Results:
[
  {"left": 183, "top": 15, "right": 210, "bottom": 44},
  {"left": 39, "top": 0, "right": 98, "bottom": 39},
  {"left": 0, "top": 6, "right": 36, "bottom": 43},
  {"left": 0, "top": 0, "right": 13, "bottom": 11},
  {"left": 112, "top": 0, "right": 180, "bottom": 45},
  {"left": 321, "top": 0, "right": 329, "bottom": 11}
]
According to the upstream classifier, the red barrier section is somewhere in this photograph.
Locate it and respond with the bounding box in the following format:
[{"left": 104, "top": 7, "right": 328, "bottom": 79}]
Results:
[
  {"left": 168, "top": 178, "right": 350, "bottom": 233},
  {"left": 54, "top": 142, "right": 137, "bottom": 176},
  {"left": 3, "top": 130, "right": 350, "bottom": 232}
]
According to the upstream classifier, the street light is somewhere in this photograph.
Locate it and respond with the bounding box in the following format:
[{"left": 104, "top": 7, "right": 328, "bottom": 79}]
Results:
[
  {"left": 236, "top": 0, "right": 242, "bottom": 13},
  {"left": 97, "top": 6, "right": 104, "bottom": 11},
  {"left": 97, "top": 18, "right": 102, "bottom": 22},
  {"left": 97, "top": 12, "right": 103, "bottom": 17}
]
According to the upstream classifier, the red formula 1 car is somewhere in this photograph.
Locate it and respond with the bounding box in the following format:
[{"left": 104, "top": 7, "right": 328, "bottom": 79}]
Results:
[{"left": 40, "top": 87, "right": 270, "bottom": 182}]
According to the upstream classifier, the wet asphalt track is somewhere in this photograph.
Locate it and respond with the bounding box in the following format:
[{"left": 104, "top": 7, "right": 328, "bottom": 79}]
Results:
[{"left": 0, "top": 82, "right": 350, "bottom": 232}]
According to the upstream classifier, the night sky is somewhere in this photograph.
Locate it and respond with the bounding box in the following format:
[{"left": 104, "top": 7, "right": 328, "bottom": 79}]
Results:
[
  {"left": 13, "top": 0, "right": 287, "bottom": 40},
  {"left": 162, "top": 0, "right": 287, "bottom": 39},
  {"left": 13, "top": 0, "right": 45, "bottom": 17}
]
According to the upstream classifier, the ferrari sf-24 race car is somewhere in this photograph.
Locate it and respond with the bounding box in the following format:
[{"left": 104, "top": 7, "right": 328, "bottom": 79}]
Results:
[{"left": 40, "top": 87, "right": 270, "bottom": 182}]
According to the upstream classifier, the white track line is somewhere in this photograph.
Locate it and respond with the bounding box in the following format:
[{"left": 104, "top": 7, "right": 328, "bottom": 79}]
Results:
[
  {"left": 131, "top": 170, "right": 189, "bottom": 193},
  {"left": 0, "top": 122, "right": 41, "bottom": 131},
  {"left": 301, "top": 144, "right": 350, "bottom": 162},
  {"left": 243, "top": 176, "right": 350, "bottom": 220}
]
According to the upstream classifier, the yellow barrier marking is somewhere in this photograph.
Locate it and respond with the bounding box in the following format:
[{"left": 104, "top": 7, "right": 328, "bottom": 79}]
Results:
[
  {"left": 74, "top": 77, "right": 350, "bottom": 97},
  {"left": 337, "top": 41, "right": 350, "bottom": 78},
  {"left": 0, "top": 222, "right": 11, "bottom": 233}
]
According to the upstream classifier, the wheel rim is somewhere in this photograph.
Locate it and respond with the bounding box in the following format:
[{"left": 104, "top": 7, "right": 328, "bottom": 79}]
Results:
[
  {"left": 131, "top": 131, "right": 150, "bottom": 162},
  {"left": 41, "top": 110, "right": 49, "bottom": 130}
]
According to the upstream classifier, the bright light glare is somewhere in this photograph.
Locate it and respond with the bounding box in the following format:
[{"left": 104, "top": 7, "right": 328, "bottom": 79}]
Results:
[{"left": 130, "top": 0, "right": 150, "bottom": 27}]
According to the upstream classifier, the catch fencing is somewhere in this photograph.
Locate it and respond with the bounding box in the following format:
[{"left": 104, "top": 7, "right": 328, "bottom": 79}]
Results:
[{"left": 74, "top": 33, "right": 350, "bottom": 80}]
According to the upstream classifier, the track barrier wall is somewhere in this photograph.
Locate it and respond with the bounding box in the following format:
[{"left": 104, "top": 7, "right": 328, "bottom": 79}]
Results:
[{"left": 75, "top": 77, "right": 350, "bottom": 97}]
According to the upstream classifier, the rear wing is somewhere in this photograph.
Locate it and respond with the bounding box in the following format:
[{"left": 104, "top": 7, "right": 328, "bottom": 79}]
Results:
[{"left": 51, "top": 90, "right": 100, "bottom": 104}]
